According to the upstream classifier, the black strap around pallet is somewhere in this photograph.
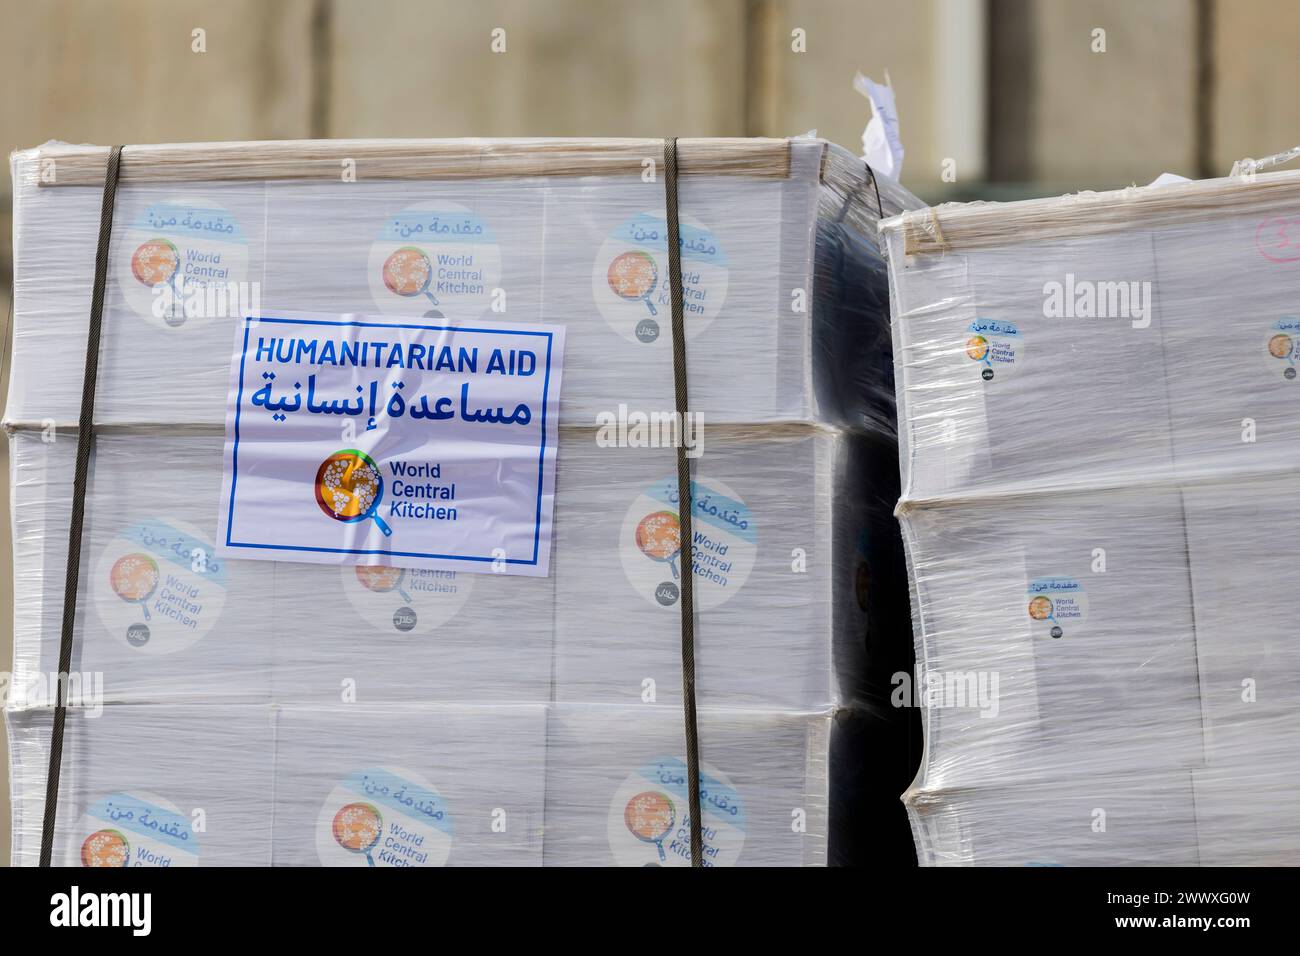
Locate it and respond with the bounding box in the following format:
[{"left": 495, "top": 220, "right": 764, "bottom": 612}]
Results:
[
  {"left": 39, "top": 145, "right": 124, "bottom": 866},
  {"left": 663, "top": 138, "right": 704, "bottom": 867}
]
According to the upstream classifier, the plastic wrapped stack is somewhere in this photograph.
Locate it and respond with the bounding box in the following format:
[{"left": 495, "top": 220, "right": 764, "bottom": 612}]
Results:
[
  {"left": 882, "top": 169, "right": 1300, "bottom": 865},
  {"left": 5, "top": 137, "right": 919, "bottom": 866}
]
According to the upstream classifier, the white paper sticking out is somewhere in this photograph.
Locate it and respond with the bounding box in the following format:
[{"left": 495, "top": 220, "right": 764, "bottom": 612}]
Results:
[
  {"left": 855, "top": 72, "right": 904, "bottom": 180},
  {"left": 1147, "top": 172, "right": 1193, "bottom": 187}
]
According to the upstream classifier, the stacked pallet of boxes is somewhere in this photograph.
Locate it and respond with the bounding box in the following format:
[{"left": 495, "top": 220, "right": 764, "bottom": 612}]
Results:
[
  {"left": 882, "top": 170, "right": 1300, "bottom": 865},
  {"left": 4, "top": 137, "right": 919, "bottom": 866}
]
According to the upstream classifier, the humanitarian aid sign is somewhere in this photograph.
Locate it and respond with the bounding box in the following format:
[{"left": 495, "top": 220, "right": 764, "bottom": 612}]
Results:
[{"left": 218, "top": 312, "right": 564, "bottom": 576}]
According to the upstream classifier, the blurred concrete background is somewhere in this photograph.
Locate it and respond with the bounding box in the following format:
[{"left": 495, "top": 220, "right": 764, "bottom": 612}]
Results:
[{"left": 3, "top": 0, "right": 1299, "bottom": 865}]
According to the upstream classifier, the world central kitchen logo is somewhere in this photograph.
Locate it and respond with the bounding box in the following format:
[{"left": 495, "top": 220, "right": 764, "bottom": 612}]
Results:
[
  {"left": 1041, "top": 273, "right": 1153, "bottom": 328},
  {"left": 314, "top": 451, "right": 456, "bottom": 534}
]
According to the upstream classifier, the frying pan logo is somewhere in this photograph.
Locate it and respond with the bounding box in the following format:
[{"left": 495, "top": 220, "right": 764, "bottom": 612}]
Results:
[
  {"left": 1267, "top": 330, "right": 1298, "bottom": 380},
  {"left": 1027, "top": 594, "right": 1063, "bottom": 638},
  {"left": 109, "top": 553, "right": 159, "bottom": 623},
  {"left": 607, "top": 250, "right": 659, "bottom": 316},
  {"left": 356, "top": 565, "right": 413, "bottom": 602},
  {"left": 635, "top": 510, "right": 681, "bottom": 579},
  {"left": 131, "top": 238, "right": 180, "bottom": 289},
  {"left": 382, "top": 246, "right": 441, "bottom": 314},
  {"left": 130, "top": 238, "right": 188, "bottom": 327},
  {"left": 355, "top": 565, "right": 418, "bottom": 631},
  {"left": 316, "top": 450, "right": 393, "bottom": 537},
  {"left": 624, "top": 791, "right": 675, "bottom": 864},
  {"left": 332, "top": 802, "right": 383, "bottom": 867},
  {"left": 81, "top": 829, "right": 131, "bottom": 868}
]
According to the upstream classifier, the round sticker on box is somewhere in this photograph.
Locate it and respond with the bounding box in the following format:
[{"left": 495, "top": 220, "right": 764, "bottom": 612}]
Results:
[
  {"left": 116, "top": 199, "right": 250, "bottom": 329},
  {"left": 73, "top": 791, "right": 198, "bottom": 867},
  {"left": 965, "top": 318, "right": 1022, "bottom": 382},
  {"left": 1026, "top": 576, "right": 1088, "bottom": 640},
  {"left": 620, "top": 475, "right": 756, "bottom": 611},
  {"left": 94, "top": 518, "right": 226, "bottom": 655},
  {"left": 316, "top": 767, "right": 452, "bottom": 867},
  {"left": 342, "top": 565, "right": 473, "bottom": 634},
  {"left": 1264, "top": 317, "right": 1300, "bottom": 382},
  {"left": 369, "top": 202, "right": 501, "bottom": 318},
  {"left": 593, "top": 212, "right": 728, "bottom": 343},
  {"left": 608, "top": 759, "right": 746, "bottom": 867}
]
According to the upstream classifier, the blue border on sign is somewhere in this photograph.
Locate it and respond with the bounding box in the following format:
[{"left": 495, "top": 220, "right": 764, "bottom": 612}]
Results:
[{"left": 225, "top": 315, "right": 553, "bottom": 565}]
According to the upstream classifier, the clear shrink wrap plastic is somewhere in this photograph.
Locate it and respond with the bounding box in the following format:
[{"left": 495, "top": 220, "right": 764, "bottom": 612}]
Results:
[
  {"left": 882, "top": 168, "right": 1300, "bottom": 865},
  {"left": 5, "top": 137, "right": 921, "bottom": 866}
]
